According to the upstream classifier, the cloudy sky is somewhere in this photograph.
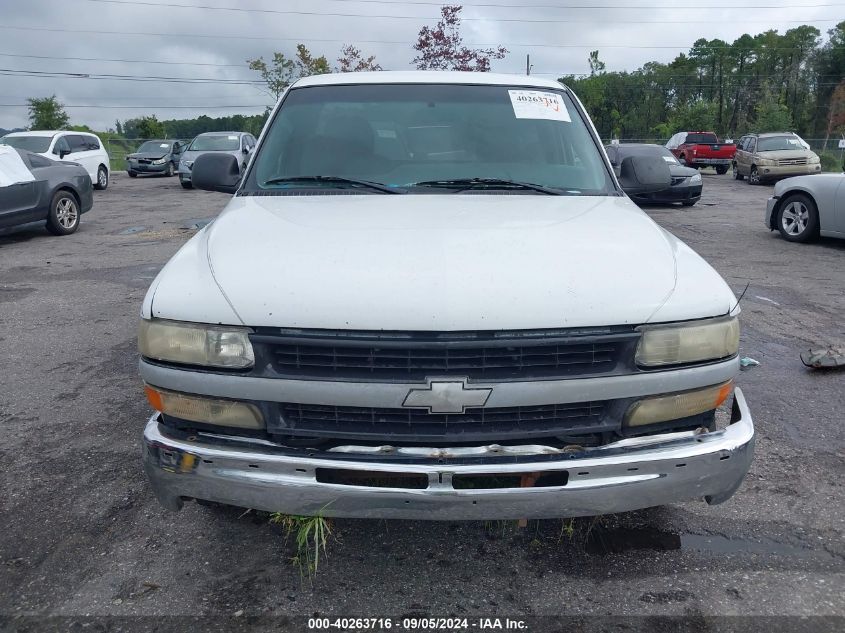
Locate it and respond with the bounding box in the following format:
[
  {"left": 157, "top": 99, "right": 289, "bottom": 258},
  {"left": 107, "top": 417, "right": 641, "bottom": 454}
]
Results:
[{"left": 0, "top": 0, "right": 840, "bottom": 131}]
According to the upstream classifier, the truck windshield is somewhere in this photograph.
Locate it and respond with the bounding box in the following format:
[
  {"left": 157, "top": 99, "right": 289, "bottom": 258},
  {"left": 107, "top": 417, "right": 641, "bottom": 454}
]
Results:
[
  {"left": 247, "top": 83, "right": 615, "bottom": 195},
  {"left": 0, "top": 135, "right": 52, "bottom": 153},
  {"left": 189, "top": 135, "right": 240, "bottom": 151}
]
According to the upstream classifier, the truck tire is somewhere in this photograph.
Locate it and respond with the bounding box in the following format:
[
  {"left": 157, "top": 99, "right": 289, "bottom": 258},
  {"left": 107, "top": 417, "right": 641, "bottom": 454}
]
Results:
[
  {"left": 715, "top": 165, "right": 728, "bottom": 175},
  {"left": 732, "top": 163, "right": 744, "bottom": 180}
]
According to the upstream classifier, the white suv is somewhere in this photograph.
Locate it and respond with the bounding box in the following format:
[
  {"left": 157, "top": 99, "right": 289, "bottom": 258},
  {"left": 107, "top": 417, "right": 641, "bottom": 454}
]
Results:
[
  {"left": 138, "top": 72, "right": 754, "bottom": 520},
  {"left": 0, "top": 130, "right": 110, "bottom": 190}
]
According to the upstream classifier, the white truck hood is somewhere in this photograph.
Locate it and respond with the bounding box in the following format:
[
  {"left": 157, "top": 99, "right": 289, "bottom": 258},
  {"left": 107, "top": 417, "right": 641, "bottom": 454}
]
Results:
[{"left": 147, "top": 194, "right": 736, "bottom": 330}]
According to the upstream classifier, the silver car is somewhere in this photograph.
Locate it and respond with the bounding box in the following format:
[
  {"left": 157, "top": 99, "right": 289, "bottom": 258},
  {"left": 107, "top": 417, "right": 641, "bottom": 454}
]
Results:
[
  {"left": 765, "top": 173, "right": 845, "bottom": 242},
  {"left": 178, "top": 131, "right": 257, "bottom": 189}
]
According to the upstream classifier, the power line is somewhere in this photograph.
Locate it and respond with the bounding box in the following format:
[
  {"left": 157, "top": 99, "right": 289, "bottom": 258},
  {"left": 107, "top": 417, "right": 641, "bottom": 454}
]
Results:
[
  {"left": 0, "top": 68, "right": 264, "bottom": 84},
  {"left": 69, "top": 0, "right": 842, "bottom": 24},
  {"left": 0, "top": 25, "right": 836, "bottom": 50},
  {"left": 0, "top": 103, "right": 266, "bottom": 108},
  {"left": 0, "top": 51, "right": 246, "bottom": 68}
]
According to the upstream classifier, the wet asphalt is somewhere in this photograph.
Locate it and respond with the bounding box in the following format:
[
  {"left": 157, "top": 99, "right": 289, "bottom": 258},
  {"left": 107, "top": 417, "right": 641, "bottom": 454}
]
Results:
[{"left": 0, "top": 172, "right": 842, "bottom": 628}]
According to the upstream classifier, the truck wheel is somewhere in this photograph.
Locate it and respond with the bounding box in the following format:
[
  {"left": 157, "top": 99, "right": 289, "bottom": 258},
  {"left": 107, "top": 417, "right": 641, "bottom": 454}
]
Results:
[
  {"left": 732, "top": 163, "right": 744, "bottom": 180},
  {"left": 46, "top": 190, "right": 80, "bottom": 236},
  {"left": 748, "top": 166, "right": 760, "bottom": 185},
  {"left": 777, "top": 193, "right": 818, "bottom": 243},
  {"left": 715, "top": 165, "right": 728, "bottom": 175}
]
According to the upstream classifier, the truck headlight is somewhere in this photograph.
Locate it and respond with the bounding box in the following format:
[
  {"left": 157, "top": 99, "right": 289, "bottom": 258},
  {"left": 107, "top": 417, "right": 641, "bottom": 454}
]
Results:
[
  {"left": 138, "top": 319, "right": 254, "bottom": 369},
  {"left": 624, "top": 380, "right": 734, "bottom": 427},
  {"left": 145, "top": 385, "right": 264, "bottom": 429},
  {"left": 808, "top": 154, "right": 820, "bottom": 164},
  {"left": 757, "top": 158, "right": 777, "bottom": 166},
  {"left": 635, "top": 317, "right": 739, "bottom": 367}
]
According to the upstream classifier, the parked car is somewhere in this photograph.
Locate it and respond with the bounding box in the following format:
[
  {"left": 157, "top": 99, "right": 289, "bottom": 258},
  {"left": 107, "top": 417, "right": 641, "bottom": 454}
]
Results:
[
  {"left": 0, "top": 146, "right": 93, "bottom": 235},
  {"left": 177, "top": 131, "right": 256, "bottom": 189},
  {"left": 733, "top": 132, "right": 821, "bottom": 185},
  {"left": 139, "top": 72, "right": 753, "bottom": 521},
  {"left": 126, "top": 139, "right": 187, "bottom": 178},
  {"left": 764, "top": 173, "right": 845, "bottom": 242},
  {"left": 0, "top": 130, "right": 110, "bottom": 190},
  {"left": 606, "top": 143, "right": 702, "bottom": 206},
  {"left": 665, "top": 131, "right": 736, "bottom": 174}
]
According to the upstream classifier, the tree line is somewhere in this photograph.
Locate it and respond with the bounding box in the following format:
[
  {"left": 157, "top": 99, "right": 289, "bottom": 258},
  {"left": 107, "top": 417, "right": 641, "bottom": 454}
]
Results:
[{"left": 563, "top": 22, "right": 845, "bottom": 150}]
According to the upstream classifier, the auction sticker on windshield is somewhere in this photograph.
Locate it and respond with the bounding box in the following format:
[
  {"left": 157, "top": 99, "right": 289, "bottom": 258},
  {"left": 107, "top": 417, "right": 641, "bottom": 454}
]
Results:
[{"left": 508, "top": 90, "right": 571, "bottom": 122}]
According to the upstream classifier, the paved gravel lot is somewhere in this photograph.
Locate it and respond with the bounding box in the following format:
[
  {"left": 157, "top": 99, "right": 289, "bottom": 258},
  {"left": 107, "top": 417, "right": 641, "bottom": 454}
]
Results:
[{"left": 1, "top": 171, "right": 843, "bottom": 628}]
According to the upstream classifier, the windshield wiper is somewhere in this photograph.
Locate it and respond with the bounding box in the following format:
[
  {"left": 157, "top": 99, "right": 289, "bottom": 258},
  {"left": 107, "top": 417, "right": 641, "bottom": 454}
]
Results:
[
  {"left": 262, "top": 176, "right": 404, "bottom": 194},
  {"left": 409, "top": 178, "right": 565, "bottom": 195}
]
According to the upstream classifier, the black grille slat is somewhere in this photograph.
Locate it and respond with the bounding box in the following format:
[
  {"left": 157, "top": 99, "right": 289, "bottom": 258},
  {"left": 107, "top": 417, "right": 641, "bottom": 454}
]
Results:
[
  {"left": 259, "top": 333, "right": 631, "bottom": 380},
  {"left": 275, "top": 402, "right": 610, "bottom": 441}
]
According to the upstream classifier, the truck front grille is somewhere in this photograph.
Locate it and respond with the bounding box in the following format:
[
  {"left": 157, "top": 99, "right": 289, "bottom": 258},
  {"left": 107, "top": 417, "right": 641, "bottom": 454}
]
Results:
[
  {"left": 275, "top": 401, "right": 610, "bottom": 442},
  {"left": 252, "top": 327, "right": 638, "bottom": 381},
  {"left": 777, "top": 158, "right": 807, "bottom": 166}
]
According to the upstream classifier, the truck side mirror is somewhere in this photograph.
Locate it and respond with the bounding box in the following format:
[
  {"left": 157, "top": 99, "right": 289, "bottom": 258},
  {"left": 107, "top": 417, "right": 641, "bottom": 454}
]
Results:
[
  {"left": 192, "top": 152, "right": 241, "bottom": 194},
  {"left": 618, "top": 155, "right": 672, "bottom": 194}
]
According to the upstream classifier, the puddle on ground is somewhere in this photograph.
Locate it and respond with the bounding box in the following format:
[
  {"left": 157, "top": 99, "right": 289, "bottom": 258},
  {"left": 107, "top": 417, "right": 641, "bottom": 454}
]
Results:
[
  {"left": 585, "top": 527, "right": 835, "bottom": 560},
  {"left": 118, "top": 226, "right": 148, "bottom": 235}
]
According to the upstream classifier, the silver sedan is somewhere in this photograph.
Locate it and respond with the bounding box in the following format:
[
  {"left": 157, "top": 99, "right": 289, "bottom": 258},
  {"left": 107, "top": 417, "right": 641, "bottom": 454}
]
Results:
[{"left": 765, "top": 173, "right": 845, "bottom": 242}]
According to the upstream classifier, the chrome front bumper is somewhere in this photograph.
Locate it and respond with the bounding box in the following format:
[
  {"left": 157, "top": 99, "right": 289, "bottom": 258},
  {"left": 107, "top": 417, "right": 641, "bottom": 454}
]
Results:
[{"left": 142, "top": 388, "right": 754, "bottom": 520}]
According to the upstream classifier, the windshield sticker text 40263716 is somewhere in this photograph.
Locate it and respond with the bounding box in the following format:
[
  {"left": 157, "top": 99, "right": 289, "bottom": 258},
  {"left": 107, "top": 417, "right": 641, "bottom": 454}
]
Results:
[{"left": 508, "top": 90, "right": 571, "bottom": 122}]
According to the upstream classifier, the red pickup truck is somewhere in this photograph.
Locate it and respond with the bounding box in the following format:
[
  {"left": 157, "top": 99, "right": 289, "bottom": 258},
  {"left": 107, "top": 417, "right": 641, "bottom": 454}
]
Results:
[{"left": 666, "top": 132, "right": 736, "bottom": 174}]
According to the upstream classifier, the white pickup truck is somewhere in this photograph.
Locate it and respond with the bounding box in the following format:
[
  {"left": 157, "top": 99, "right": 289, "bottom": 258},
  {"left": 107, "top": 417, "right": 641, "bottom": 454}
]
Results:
[{"left": 139, "top": 72, "right": 754, "bottom": 520}]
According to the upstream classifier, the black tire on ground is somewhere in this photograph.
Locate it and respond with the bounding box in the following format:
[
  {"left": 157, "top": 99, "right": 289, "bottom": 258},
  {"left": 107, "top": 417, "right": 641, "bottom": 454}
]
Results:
[
  {"left": 776, "top": 193, "right": 819, "bottom": 243},
  {"left": 715, "top": 165, "right": 729, "bottom": 175},
  {"left": 748, "top": 166, "right": 761, "bottom": 185},
  {"left": 94, "top": 165, "right": 109, "bottom": 190},
  {"left": 45, "top": 190, "right": 80, "bottom": 236},
  {"left": 682, "top": 200, "right": 697, "bottom": 207},
  {"left": 733, "top": 163, "right": 744, "bottom": 180},
  {"left": 127, "top": 171, "right": 138, "bottom": 178},
  {"left": 180, "top": 180, "right": 193, "bottom": 189}
]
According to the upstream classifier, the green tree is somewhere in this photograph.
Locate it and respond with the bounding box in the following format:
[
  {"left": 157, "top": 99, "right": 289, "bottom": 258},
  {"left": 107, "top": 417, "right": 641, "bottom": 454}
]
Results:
[
  {"left": 248, "top": 45, "right": 329, "bottom": 103},
  {"left": 754, "top": 92, "right": 793, "bottom": 131},
  {"left": 122, "top": 115, "right": 165, "bottom": 138},
  {"left": 588, "top": 50, "right": 605, "bottom": 76},
  {"left": 294, "top": 44, "right": 330, "bottom": 77},
  {"left": 27, "top": 95, "right": 70, "bottom": 130},
  {"left": 248, "top": 52, "right": 297, "bottom": 101}
]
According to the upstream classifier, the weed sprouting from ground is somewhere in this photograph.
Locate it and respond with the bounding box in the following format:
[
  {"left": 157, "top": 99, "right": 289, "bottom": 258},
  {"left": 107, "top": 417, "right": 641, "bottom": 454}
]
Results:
[
  {"left": 558, "top": 518, "right": 576, "bottom": 542},
  {"left": 269, "top": 511, "right": 334, "bottom": 579}
]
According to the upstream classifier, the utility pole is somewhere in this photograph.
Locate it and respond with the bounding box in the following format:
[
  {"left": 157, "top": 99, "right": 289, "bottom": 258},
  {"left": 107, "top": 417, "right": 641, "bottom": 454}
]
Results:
[{"left": 525, "top": 54, "right": 531, "bottom": 76}]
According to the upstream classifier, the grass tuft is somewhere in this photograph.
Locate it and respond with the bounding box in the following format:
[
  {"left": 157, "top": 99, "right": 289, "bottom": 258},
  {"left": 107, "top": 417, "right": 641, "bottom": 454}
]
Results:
[{"left": 269, "top": 510, "right": 334, "bottom": 579}]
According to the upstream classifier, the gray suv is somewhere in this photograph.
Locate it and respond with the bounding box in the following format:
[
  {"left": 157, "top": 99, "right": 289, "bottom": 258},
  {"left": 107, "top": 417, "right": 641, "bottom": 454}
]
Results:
[
  {"left": 177, "top": 132, "right": 256, "bottom": 189},
  {"left": 126, "top": 139, "right": 188, "bottom": 178}
]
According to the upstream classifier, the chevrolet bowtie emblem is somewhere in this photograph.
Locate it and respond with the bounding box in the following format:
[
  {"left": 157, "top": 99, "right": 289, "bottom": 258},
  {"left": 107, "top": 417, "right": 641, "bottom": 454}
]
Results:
[{"left": 402, "top": 378, "right": 492, "bottom": 414}]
